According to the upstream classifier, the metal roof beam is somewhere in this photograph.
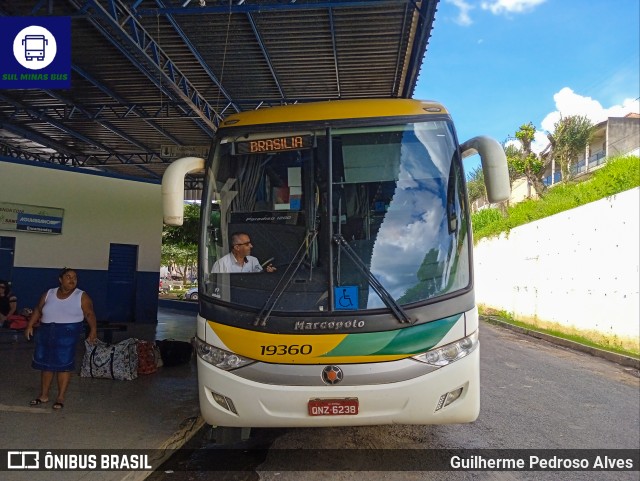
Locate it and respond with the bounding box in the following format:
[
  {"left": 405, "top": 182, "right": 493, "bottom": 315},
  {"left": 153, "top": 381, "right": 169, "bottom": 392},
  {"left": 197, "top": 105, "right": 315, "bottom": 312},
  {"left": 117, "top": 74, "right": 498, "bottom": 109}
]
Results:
[
  {"left": 71, "top": 0, "right": 221, "bottom": 133},
  {"left": 328, "top": 8, "right": 341, "bottom": 98},
  {"left": 82, "top": 152, "right": 161, "bottom": 165},
  {"left": 403, "top": 0, "right": 438, "bottom": 97},
  {"left": 0, "top": 148, "right": 46, "bottom": 163},
  {"left": 28, "top": 0, "right": 52, "bottom": 15},
  {"left": 155, "top": 0, "right": 240, "bottom": 114},
  {"left": 0, "top": 115, "right": 81, "bottom": 158},
  {"left": 72, "top": 64, "right": 184, "bottom": 145},
  {"left": 43, "top": 90, "right": 156, "bottom": 153},
  {"left": 0, "top": 92, "right": 146, "bottom": 165},
  {"left": 48, "top": 153, "right": 86, "bottom": 166},
  {"left": 136, "top": 0, "right": 414, "bottom": 16},
  {"left": 2, "top": 100, "right": 200, "bottom": 122},
  {"left": 247, "top": 13, "right": 285, "bottom": 99},
  {"left": 131, "top": 163, "right": 162, "bottom": 179},
  {"left": 391, "top": 3, "right": 411, "bottom": 97}
]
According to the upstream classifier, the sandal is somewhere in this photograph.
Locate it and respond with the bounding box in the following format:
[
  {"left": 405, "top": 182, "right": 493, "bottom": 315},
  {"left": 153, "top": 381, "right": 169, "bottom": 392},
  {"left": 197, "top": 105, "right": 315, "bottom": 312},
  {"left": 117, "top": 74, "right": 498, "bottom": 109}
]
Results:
[
  {"left": 29, "top": 398, "right": 48, "bottom": 406},
  {"left": 52, "top": 402, "right": 64, "bottom": 410}
]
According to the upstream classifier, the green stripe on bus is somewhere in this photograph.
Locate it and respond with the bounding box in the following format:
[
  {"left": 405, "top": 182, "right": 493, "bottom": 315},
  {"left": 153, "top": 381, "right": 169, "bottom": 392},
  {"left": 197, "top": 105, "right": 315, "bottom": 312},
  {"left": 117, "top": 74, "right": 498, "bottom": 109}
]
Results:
[{"left": 322, "top": 314, "right": 462, "bottom": 357}]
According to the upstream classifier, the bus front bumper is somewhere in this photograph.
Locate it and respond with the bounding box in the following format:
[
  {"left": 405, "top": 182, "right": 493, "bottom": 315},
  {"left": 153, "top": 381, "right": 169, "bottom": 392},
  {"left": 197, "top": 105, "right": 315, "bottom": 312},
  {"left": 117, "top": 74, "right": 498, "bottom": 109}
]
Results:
[{"left": 196, "top": 346, "right": 480, "bottom": 428}]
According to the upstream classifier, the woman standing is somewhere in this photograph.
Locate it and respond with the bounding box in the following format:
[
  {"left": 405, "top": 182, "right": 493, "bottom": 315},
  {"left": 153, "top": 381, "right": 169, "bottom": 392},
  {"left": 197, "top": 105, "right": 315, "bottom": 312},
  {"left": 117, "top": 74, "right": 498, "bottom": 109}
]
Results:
[{"left": 25, "top": 268, "right": 98, "bottom": 410}]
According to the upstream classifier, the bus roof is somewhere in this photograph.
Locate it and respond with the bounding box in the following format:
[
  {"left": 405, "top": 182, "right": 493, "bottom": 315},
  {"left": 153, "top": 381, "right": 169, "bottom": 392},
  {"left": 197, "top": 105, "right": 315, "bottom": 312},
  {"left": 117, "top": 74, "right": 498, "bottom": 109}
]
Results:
[{"left": 219, "top": 99, "right": 449, "bottom": 129}]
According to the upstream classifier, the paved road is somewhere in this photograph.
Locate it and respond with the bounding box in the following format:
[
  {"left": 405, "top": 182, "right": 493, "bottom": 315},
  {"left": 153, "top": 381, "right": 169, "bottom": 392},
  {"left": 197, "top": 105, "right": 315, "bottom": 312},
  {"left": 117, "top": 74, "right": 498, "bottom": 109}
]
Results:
[{"left": 149, "top": 321, "right": 639, "bottom": 480}]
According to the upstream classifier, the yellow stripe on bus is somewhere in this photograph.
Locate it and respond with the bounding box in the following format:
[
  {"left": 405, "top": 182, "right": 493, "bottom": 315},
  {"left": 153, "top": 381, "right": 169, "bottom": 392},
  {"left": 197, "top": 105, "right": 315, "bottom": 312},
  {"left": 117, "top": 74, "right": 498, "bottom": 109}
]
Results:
[{"left": 209, "top": 321, "right": 407, "bottom": 364}]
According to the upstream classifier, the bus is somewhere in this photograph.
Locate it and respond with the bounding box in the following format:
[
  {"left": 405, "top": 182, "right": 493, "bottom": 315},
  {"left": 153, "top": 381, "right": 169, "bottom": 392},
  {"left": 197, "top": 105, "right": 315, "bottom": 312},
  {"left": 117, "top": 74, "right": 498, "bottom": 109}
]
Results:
[{"left": 162, "top": 99, "right": 510, "bottom": 428}]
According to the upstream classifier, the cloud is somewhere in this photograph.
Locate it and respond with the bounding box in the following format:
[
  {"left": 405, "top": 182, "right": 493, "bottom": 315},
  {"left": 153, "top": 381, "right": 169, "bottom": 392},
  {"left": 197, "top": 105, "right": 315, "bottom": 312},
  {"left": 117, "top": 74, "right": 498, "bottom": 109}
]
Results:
[
  {"left": 531, "top": 87, "right": 640, "bottom": 153},
  {"left": 531, "top": 132, "right": 550, "bottom": 155},
  {"left": 480, "top": 0, "right": 547, "bottom": 15},
  {"left": 446, "top": 0, "right": 475, "bottom": 26},
  {"left": 541, "top": 87, "right": 640, "bottom": 132},
  {"left": 447, "top": 0, "right": 545, "bottom": 26}
]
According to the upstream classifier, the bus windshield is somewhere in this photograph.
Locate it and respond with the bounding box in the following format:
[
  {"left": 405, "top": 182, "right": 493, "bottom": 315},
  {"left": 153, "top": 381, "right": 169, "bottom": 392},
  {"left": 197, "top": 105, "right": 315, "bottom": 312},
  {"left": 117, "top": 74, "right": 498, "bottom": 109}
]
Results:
[{"left": 201, "top": 120, "right": 469, "bottom": 314}]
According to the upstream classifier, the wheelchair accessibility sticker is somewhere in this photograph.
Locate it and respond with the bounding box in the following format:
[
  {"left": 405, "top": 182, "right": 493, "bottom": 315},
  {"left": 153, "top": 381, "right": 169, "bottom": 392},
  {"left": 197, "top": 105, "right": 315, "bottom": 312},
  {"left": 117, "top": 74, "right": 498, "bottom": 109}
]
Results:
[
  {"left": 334, "top": 286, "right": 358, "bottom": 310},
  {"left": 0, "top": 17, "right": 71, "bottom": 89}
]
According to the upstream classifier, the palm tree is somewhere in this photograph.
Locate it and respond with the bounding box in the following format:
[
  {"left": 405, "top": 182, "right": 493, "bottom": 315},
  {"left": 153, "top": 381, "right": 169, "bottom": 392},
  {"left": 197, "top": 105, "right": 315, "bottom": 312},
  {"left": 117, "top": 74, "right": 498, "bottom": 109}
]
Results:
[
  {"left": 466, "top": 165, "right": 487, "bottom": 209},
  {"left": 546, "top": 115, "right": 594, "bottom": 182},
  {"left": 506, "top": 123, "right": 545, "bottom": 197}
]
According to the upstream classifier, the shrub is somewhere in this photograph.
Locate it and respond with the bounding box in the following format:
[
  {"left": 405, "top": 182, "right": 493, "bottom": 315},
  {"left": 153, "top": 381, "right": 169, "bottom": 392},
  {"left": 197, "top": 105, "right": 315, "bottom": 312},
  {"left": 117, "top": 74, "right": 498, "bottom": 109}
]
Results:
[{"left": 471, "top": 155, "right": 640, "bottom": 241}]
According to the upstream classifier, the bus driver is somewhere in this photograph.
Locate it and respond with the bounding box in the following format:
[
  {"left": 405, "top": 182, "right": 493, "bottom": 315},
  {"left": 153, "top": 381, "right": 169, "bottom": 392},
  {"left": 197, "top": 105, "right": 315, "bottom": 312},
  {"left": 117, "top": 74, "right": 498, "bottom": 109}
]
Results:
[{"left": 212, "top": 232, "right": 276, "bottom": 274}]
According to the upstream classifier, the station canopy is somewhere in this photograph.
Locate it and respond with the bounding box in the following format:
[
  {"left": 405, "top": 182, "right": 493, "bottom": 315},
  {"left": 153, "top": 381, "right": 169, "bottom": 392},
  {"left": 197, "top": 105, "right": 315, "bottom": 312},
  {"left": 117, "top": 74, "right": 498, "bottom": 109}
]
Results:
[{"left": 0, "top": 0, "right": 439, "bottom": 190}]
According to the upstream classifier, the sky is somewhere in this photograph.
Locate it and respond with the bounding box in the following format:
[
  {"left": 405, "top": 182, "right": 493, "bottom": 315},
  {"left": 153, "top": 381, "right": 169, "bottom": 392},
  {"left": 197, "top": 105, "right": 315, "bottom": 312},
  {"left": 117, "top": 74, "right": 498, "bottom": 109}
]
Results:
[{"left": 414, "top": 0, "right": 640, "bottom": 172}]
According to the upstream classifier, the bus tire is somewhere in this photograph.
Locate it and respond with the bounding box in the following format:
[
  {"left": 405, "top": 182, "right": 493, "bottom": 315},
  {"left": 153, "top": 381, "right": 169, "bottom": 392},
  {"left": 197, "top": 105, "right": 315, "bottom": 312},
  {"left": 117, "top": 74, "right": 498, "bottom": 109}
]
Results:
[{"left": 210, "top": 426, "right": 251, "bottom": 445}]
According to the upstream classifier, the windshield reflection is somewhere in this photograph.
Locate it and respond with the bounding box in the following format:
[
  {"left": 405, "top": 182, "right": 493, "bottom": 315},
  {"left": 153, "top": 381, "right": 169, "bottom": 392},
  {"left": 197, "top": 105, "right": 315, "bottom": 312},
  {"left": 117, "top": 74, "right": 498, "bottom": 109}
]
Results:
[{"left": 201, "top": 121, "right": 469, "bottom": 313}]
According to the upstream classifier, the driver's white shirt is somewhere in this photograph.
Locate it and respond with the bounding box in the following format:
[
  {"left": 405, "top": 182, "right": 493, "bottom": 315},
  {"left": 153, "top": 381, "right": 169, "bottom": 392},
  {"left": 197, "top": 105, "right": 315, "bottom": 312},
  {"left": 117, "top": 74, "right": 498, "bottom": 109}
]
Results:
[{"left": 212, "top": 253, "right": 263, "bottom": 273}]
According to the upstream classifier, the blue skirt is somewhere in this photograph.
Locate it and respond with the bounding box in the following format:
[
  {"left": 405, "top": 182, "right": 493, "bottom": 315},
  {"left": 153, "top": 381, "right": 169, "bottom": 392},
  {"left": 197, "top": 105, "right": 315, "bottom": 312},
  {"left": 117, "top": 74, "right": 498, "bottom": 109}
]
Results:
[{"left": 32, "top": 322, "right": 83, "bottom": 372}]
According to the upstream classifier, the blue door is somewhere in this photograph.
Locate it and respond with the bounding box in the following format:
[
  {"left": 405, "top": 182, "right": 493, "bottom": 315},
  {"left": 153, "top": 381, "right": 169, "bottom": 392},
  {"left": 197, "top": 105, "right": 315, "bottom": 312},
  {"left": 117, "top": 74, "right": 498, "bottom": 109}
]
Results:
[
  {"left": 106, "top": 243, "right": 138, "bottom": 322},
  {"left": 0, "top": 237, "right": 15, "bottom": 282}
]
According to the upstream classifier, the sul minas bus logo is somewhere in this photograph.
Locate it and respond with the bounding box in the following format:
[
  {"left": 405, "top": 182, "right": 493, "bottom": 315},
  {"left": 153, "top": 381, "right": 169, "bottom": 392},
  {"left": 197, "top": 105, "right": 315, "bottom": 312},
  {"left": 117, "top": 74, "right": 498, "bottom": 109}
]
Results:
[{"left": 0, "top": 17, "right": 71, "bottom": 89}]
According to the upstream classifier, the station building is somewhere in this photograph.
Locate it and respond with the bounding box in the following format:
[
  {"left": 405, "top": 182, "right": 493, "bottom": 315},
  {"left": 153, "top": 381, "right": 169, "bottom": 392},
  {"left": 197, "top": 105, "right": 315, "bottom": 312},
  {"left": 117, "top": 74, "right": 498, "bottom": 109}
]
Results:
[{"left": 0, "top": 158, "right": 162, "bottom": 323}]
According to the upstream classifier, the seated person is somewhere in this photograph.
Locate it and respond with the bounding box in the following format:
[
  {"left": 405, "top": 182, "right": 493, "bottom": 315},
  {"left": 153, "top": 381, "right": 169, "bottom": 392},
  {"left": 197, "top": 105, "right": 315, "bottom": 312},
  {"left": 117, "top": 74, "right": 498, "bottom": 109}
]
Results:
[
  {"left": 213, "top": 232, "right": 276, "bottom": 274},
  {"left": 0, "top": 280, "right": 18, "bottom": 325}
]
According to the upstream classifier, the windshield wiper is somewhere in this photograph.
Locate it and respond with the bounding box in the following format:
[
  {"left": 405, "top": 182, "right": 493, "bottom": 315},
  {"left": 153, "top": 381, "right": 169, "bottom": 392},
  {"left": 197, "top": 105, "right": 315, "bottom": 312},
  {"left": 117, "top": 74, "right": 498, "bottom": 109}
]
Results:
[
  {"left": 254, "top": 230, "right": 318, "bottom": 327},
  {"left": 333, "top": 234, "right": 414, "bottom": 324}
]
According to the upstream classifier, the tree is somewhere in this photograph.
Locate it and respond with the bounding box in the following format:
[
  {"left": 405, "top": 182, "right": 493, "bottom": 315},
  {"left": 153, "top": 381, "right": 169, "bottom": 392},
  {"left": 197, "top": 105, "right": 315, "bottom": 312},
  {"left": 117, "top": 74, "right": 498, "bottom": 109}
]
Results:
[
  {"left": 506, "top": 122, "right": 546, "bottom": 197},
  {"left": 162, "top": 203, "right": 201, "bottom": 284},
  {"left": 161, "top": 244, "right": 198, "bottom": 283},
  {"left": 466, "top": 165, "right": 487, "bottom": 207},
  {"left": 162, "top": 203, "right": 201, "bottom": 245},
  {"left": 547, "top": 115, "right": 594, "bottom": 182}
]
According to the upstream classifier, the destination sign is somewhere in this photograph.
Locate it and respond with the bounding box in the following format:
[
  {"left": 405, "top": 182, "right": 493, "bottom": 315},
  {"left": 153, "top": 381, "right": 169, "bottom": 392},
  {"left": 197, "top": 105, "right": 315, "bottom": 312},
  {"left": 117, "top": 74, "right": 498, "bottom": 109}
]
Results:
[{"left": 234, "top": 135, "right": 313, "bottom": 155}]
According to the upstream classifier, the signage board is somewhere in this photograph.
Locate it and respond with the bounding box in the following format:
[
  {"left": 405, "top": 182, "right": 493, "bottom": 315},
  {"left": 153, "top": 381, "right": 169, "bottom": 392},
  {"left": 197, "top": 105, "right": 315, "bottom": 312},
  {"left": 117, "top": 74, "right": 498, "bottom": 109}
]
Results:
[
  {"left": 0, "top": 202, "right": 64, "bottom": 234},
  {"left": 160, "top": 145, "right": 209, "bottom": 159}
]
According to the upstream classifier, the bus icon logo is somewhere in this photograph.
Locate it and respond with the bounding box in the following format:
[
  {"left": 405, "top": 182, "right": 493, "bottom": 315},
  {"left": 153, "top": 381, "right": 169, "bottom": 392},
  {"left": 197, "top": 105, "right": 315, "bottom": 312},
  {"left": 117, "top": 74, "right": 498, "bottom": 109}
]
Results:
[
  {"left": 23, "top": 34, "right": 48, "bottom": 61},
  {"left": 7, "top": 451, "right": 40, "bottom": 469},
  {"left": 13, "top": 25, "right": 57, "bottom": 70}
]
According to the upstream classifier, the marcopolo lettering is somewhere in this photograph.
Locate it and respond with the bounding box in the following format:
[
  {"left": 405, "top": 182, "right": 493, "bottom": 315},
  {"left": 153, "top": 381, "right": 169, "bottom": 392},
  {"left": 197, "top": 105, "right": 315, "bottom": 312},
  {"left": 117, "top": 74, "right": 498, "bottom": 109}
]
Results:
[{"left": 294, "top": 319, "right": 366, "bottom": 331}]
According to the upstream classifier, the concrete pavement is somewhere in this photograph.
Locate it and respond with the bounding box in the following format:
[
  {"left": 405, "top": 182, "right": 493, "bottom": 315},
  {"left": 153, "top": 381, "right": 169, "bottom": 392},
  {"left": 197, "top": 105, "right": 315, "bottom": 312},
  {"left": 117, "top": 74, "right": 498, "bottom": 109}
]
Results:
[
  {"left": 2, "top": 307, "right": 635, "bottom": 481},
  {"left": 0, "top": 307, "right": 202, "bottom": 481}
]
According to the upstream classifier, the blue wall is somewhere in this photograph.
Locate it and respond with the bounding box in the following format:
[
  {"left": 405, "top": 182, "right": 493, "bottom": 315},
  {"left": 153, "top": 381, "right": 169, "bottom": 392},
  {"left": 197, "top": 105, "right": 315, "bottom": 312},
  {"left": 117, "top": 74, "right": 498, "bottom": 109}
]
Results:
[
  {"left": 11, "top": 267, "right": 160, "bottom": 323},
  {"left": 2, "top": 159, "right": 163, "bottom": 325}
]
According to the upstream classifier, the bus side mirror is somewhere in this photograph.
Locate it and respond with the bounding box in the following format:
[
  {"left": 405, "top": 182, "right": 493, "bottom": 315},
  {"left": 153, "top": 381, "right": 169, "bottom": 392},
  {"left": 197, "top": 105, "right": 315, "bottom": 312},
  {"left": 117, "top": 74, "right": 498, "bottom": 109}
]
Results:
[{"left": 460, "top": 136, "right": 511, "bottom": 203}]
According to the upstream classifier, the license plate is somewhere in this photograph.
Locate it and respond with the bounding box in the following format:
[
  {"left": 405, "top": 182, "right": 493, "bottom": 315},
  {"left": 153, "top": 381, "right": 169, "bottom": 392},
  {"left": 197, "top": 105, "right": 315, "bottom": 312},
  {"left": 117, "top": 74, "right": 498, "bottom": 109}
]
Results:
[{"left": 308, "top": 398, "right": 359, "bottom": 416}]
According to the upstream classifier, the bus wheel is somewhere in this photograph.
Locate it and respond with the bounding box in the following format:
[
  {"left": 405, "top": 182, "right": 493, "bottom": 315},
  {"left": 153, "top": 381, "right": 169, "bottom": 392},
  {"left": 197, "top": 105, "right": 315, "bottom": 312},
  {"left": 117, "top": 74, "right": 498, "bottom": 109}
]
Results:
[{"left": 209, "top": 426, "right": 251, "bottom": 445}]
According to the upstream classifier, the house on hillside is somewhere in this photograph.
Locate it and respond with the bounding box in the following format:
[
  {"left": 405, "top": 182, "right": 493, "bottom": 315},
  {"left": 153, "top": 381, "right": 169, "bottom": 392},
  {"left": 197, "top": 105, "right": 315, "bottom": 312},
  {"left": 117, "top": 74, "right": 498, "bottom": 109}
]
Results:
[
  {"left": 469, "top": 113, "right": 639, "bottom": 212},
  {"left": 541, "top": 113, "right": 640, "bottom": 187}
]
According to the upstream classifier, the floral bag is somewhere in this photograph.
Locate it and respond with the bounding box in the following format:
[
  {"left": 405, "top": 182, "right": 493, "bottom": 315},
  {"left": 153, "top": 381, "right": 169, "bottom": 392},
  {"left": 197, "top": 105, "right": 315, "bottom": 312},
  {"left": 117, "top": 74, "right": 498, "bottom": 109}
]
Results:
[
  {"left": 80, "top": 338, "right": 138, "bottom": 381},
  {"left": 136, "top": 339, "right": 162, "bottom": 374}
]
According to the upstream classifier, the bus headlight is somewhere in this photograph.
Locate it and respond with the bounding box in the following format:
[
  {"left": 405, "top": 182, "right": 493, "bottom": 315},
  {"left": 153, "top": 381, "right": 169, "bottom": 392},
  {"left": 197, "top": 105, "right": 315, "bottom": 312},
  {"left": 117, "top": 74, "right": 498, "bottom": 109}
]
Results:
[
  {"left": 412, "top": 330, "right": 478, "bottom": 367},
  {"left": 194, "top": 337, "right": 254, "bottom": 370}
]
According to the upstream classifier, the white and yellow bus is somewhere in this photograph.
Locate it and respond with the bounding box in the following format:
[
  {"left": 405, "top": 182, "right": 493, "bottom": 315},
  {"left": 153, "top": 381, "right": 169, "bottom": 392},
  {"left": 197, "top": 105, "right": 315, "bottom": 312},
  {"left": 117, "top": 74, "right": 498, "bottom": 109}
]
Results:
[{"left": 162, "top": 99, "right": 509, "bottom": 428}]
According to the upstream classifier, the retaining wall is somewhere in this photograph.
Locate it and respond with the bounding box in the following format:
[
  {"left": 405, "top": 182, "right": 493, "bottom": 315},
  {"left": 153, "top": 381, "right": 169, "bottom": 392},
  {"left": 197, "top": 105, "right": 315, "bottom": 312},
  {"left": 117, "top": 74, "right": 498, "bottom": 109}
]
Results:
[{"left": 474, "top": 187, "right": 639, "bottom": 350}]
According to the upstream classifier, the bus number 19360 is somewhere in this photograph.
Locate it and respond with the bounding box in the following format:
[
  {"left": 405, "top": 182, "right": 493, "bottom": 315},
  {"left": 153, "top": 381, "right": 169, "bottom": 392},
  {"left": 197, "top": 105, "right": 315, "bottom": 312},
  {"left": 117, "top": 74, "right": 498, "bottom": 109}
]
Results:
[{"left": 260, "top": 344, "right": 312, "bottom": 356}]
